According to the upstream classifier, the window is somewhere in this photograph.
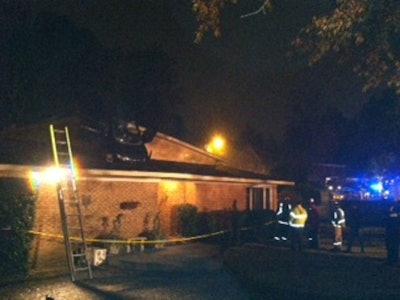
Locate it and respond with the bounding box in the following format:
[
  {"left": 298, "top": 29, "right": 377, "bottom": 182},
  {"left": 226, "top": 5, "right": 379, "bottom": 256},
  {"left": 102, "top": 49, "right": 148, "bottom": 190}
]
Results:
[{"left": 247, "top": 186, "right": 271, "bottom": 210}]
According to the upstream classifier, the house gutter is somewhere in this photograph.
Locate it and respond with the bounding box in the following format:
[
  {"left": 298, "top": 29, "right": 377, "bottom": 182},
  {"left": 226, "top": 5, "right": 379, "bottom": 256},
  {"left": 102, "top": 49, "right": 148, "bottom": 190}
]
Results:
[{"left": 0, "top": 164, "right": 294, "bottom": 186}]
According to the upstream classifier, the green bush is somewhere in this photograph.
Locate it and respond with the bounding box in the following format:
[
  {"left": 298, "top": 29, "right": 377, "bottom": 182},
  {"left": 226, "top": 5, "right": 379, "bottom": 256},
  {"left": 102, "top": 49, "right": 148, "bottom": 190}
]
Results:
[
  {"left": 176, "top": 203, "right": 198, "bottom": 237},
  {"left": 0, "top": 179, "right": 36, "bottom": 276}
]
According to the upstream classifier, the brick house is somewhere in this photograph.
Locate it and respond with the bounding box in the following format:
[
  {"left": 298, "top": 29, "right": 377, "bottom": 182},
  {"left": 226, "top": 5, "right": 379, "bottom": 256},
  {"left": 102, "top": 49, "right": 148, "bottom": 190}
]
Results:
[{"left": 0, "top": 115, "right": 293, "bottom": 274}]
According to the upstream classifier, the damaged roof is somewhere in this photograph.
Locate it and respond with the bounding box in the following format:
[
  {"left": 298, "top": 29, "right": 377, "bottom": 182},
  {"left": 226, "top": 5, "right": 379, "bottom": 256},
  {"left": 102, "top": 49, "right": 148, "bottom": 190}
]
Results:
[{"left": 0, "top": 115, "right": 292, "bottom": 184}]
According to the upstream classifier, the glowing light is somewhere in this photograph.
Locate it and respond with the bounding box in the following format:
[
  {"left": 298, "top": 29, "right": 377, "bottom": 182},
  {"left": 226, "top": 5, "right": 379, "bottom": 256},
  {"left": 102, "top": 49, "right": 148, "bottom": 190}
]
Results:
[
  {"left": 162, "top": 181, "right": 179, "bottom": 193},
  {"left": 370, "top": 182, "right": 383, "bottom": 193},
  {"left": 205, "top": 135, "right": 226, "bottom": 155},
  {"left": 31, "top": 167, "right": 69, "bottom": 185}
]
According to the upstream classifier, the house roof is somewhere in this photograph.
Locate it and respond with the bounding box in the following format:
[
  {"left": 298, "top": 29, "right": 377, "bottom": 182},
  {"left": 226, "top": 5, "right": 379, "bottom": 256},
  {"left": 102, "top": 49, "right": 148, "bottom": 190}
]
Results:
[{"left": 0, "top": 115, "right": 294, "bottom": 186}]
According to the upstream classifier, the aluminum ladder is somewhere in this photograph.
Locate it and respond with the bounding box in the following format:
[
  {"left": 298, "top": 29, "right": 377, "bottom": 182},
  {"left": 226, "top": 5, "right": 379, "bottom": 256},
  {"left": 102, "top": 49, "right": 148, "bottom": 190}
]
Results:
[{"left": 49, "top": 124, "right": 93, "bottom": 282}]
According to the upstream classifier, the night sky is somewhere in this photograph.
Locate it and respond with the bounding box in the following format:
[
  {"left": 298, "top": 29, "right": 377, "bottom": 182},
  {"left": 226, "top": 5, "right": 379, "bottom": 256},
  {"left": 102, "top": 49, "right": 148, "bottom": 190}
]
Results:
[{"left": 1, "top": 1, "right": 370, "bottom": 148}]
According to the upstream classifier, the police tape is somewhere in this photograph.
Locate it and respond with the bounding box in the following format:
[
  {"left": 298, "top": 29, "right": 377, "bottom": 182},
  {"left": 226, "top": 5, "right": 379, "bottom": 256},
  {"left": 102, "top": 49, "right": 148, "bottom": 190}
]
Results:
[
  {"left": 24, "top": 230, "right": 228, "bottom": 245},
  {"left": 2, "top": 220, "right": 276, "bottom": 245}
]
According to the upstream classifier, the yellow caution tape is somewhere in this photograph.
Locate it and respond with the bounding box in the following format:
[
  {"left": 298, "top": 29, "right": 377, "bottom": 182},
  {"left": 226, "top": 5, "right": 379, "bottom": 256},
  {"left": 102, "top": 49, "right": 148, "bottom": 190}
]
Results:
[
  {"left": 5, "top": 219, "right": 276, "bottom": 246},
  {"left": 26, "top": 229, "right": 228, "bottom": 245}
]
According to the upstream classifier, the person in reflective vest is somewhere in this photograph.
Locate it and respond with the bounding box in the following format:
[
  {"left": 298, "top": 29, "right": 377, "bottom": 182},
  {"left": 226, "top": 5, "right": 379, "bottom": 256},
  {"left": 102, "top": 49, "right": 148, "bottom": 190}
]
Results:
[
  {"left": 289, "top": 201, "right": 308, "bottom": 251},
  {"left": 331, "top": 202, "right": 346, "bottom": 251},
  {"left": 274, "top": 202, "right": 292, "bottom": 241}
]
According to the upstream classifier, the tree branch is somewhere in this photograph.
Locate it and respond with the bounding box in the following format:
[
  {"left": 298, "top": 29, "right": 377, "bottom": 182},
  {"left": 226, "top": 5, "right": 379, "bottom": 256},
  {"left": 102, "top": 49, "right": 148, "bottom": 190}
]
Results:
[{"left": 240, "top": 0, "right": 272, "bottom": 19}]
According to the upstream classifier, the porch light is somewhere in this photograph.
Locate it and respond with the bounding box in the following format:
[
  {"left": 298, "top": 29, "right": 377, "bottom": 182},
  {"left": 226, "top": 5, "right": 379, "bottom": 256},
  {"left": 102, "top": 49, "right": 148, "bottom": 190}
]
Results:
[{"left": 31, "top": 167, "right": 70, "bottom": 185}]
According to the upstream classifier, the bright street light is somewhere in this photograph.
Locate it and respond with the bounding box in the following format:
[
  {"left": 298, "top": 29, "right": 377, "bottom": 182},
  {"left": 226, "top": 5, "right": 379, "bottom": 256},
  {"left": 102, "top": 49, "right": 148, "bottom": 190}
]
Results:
[{"left": 205, "top": 134, "right": 226, "bottom": 156}]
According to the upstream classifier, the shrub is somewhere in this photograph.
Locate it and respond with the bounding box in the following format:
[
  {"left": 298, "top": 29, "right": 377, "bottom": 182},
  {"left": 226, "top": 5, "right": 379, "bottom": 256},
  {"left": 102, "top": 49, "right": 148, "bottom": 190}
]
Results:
[
  {"left": 176, "top": 203, "right": 198, "bottom": 237},
  {"left": 0, "top": 179, "right": 36, "bottom": 276}
]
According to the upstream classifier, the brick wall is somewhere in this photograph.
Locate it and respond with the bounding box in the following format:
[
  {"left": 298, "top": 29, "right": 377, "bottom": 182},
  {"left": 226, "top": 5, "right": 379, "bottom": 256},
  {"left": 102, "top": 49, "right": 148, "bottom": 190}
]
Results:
[
  {"left": 30, "top": 179, "right": 160, "bottom": 272},
  {"left": 195, "top": 183, "right": 247, "bottom": 212},
  {"left": 28, "top": 177, "right": 252, "bottom": 273},
  {"left": 0, "top": 166, "right": 284, "bottom": 274}
]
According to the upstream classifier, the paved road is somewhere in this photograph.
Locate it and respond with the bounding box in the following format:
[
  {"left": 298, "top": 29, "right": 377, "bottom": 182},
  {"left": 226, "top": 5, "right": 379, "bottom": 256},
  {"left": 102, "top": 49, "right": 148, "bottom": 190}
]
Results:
[
  {"left": 0, "top": 230, "right": 391, "bottom": 300},
  {"left": 0, "top": 243, "right": 250, "bottom": 300}
]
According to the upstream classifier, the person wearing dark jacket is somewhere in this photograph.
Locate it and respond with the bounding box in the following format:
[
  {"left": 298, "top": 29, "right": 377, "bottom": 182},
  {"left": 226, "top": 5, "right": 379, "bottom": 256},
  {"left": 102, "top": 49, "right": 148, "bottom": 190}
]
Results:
[
  {"left": 346, "top": 202, "right": 365, "bottom": 253},
  {"left": 385, "top": 203, "right": 400, "bottom": 265},
  {"left": 306, "top": 198, "right": 320, "bottom": 249}
]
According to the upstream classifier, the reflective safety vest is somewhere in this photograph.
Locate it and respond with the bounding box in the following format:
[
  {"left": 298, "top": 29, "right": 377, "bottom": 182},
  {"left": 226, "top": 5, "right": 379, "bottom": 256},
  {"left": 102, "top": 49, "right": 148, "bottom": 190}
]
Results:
[
  {"left": 289, "top": 204, "right": 308, "bottom": 228},
  {"left": 277, "top": 203, "right": 292, "bottom": 225},
  {"left": 332, "top": 207, "right": 345, "bottom": 228}
]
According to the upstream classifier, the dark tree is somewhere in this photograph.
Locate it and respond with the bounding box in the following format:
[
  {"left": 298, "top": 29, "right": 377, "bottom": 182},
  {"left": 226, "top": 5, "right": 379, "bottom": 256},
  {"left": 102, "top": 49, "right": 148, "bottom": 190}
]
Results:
[
  {"left": 0, "top": 4, "right": 110, "bottom": 128},
  {"left": 1, "top": 3, "right": 185, "bottom": 139},
  {"left": 108, "top": 49, "right": 183, "bottom": 137},
  {"left": 343, "top": 89, "right": 400, "bottom": 174}
]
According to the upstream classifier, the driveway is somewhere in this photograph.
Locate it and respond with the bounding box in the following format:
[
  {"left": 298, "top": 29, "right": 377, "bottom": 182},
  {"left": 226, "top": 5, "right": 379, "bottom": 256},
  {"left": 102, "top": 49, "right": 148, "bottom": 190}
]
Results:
[
  {"left": 1, "top": 236, "right": 393, "bottom": 300},
  {"left": 0, "top": 242, "right": 250, "bottom": 300}
]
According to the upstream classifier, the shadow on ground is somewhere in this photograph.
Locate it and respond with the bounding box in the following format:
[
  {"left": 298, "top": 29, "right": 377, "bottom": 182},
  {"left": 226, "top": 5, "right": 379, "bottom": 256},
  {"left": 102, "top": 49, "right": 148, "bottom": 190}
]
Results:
[
  {"left": 1, "top": 241, "right": 399, "bottom": 300},
  {"left": 224, "top": 243, "right": 400, "bottom": 300}
]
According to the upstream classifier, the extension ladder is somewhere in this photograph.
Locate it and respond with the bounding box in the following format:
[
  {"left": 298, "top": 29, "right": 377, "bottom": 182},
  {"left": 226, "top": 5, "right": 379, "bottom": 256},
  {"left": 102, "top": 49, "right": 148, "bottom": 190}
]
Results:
[{"left": 49, "top": 124, "right": 93, "bottom": 282}]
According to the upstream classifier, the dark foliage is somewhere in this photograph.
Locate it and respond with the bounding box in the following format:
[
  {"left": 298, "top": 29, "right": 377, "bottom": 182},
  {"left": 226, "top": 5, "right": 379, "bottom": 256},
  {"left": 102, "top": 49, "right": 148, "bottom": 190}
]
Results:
[
  {"left": 176, "top": 203, "right": 199, "bottom": 237},
  {"left": 0, "top": 179, "right": 36, "bottom": 276}
]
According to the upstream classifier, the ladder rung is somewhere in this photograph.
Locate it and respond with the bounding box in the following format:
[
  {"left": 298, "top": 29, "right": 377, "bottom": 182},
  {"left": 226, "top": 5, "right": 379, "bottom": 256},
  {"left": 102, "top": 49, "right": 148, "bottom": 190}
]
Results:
[
  {"left": 58, "top": 152, "right": 69, "bottom": 156},
  {"left": 73, "top": 253, "right": 86, "bottom": 257},
  {"left": 74, "top": 267, "right": 90, "bottom": 272},
  {"left": 66, "top": 214, "right": 80, "bottom": 217},
  {"left": 67, "top": 225, "right": 82, "bottom": 229},
  {"left": 65, "top": 204, "right": 80, "bottom": 208},
  {"left": 70, "top": 241, "right": 85, "bottom": 245},
  {"left": 53, "top": 128, "right": 65, "bottom": 133},
  {"left": 64, "top": 200, "right": 78, "bottom": 204},
  {"left": 64, "top": 205, "right": 79, "bottom": 209}
]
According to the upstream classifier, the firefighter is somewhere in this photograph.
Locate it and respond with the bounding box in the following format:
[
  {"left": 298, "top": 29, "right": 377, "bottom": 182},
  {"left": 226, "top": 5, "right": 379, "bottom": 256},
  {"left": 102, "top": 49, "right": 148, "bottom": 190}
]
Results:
[
  {"left": 331, "top": 202, "right": 346, "bottom": 251},
  {"left": 274, "top": 201, "right": 292, "bottom": 241},
  {"left": 289, "top": 201, "right": 308, "bottom": 251}
]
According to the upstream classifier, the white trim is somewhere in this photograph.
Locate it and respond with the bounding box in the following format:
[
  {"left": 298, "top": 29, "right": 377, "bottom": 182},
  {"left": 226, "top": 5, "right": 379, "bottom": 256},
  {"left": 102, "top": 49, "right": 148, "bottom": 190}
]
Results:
[
  {"left": 0, "top": 164, "right": 294, "bottom": 186},
  {"left": 263, "top": 188, "right": 266, "bottom": 208},
  {"left": 249, "top": 188, "right": 253, "bottom": 210}
]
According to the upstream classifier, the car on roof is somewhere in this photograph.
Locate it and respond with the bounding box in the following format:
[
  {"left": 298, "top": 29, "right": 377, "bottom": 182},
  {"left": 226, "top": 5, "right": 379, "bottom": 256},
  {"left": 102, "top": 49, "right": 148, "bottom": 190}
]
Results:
[{"left": 81, "top": 118, "right": 155, "bottom": 164}]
